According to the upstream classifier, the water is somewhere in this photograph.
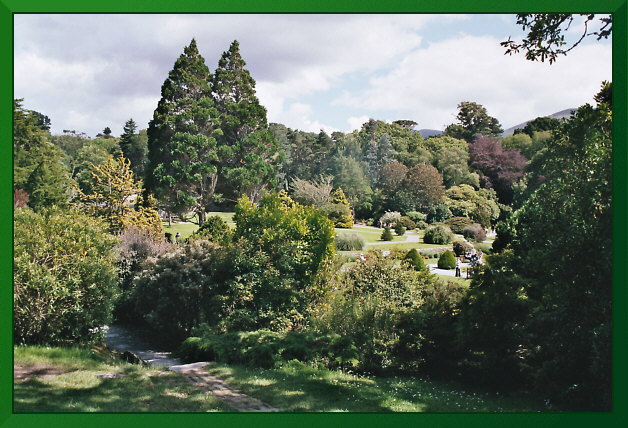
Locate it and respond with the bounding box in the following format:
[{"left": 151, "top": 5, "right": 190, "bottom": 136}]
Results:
[{"left": 104, "top": 324, "right": 181, "bottom": 368}]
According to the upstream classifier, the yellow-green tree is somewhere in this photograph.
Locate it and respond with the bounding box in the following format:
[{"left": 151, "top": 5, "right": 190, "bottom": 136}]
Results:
[{"left": 77, "top": 155, "right": 162, "bottom": 237}]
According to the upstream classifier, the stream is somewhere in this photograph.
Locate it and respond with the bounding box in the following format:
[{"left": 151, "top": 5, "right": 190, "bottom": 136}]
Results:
[{"left": 104, "top": 324, "right": 181, "bottom": 368}]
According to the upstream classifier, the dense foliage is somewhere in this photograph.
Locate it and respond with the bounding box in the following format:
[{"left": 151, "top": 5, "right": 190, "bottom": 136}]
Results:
[
  {"left": 14, "top": 207, "right": 119, "bottom": 345},
  {"left": 423, "top": 225, "right": 454, "bottom": 245},
  {"left": 130, "top": 192, "right": 336, "bottom": 343}
]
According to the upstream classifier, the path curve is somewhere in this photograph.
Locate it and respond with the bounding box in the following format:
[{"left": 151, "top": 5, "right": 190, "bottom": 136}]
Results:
[{"left": 105, "top": 325, "right": 278, "bottom": 412}]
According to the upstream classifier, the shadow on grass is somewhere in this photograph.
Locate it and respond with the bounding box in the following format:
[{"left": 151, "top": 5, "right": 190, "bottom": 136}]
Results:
[
  {"left": 14, "top": 366, "right": 232, "bottom": 413},
  {"left": 205, "top": 362, "right": 545, "bottom": 413}
]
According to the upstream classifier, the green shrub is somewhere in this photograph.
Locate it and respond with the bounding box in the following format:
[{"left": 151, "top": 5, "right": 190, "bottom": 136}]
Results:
[
  {"left": 321, "top": 203, "right": 354, "bottom": 228},
  {"left": 423, "top": 225, "right": 454, "bottom": 245},
  {"left": 394, "top": 223, "right": 406, "bottom": 236},
  {"left": 462, "top": 223, "right": 486, "bottom": 242},
  {"left": 452, "top": 240, "right": 473, "bottom": 256},
  {"left": 335, "top": 233, "right": 365, "bottom": 251},
  {"left": 189, "top": 215, "right": 233, "bottom": 245},
  {"left": 404, "top": 249, "right": 427, "bottom": 272},
  {"left": 406, "top": 211, "right": 426, "bottom": 223},
  {"left": 14, "top": 207, "right": 119, "bottom": 345},
  {"left": 426, "top": 204, "right": 451, "bottom": 224},
  {"left": 437, "top": 250, "right": 457, "bottom": 269},
  {"left": 313, "top": 253, "right": 468, "bottom": 374},
  {"left": 415, "top": 220, "right": 428, "bottom": 230},
  {"left": 381, "top": 226, "right": 394, "bottom": 241},
  {"left": 398, "top": 216, "right": 416, "bottom": 230},
  {"left": 179, "top": 328, "right": 361, "bottom": 370},
  {"left": 420, "top": 251, "right": 438, "bottom": 259},
  {"left": 445, "top": 216, "right": 474, "bottom": 234},
  {"left": 133, "top": 192, "right": 337, "bottom": 343}
]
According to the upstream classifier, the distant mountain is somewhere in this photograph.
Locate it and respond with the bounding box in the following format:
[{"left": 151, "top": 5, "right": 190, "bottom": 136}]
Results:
[
  {"left": 417, "top": 128, "right": 443, "bottom": 138},
  {"left": 502, "top": 108, "right": 576, "bottom": 136}
]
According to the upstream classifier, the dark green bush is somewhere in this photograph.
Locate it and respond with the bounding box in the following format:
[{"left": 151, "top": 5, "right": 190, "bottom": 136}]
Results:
[
  {"left": 179, "top": 328, "right": 361, "bottom": 370},
  {"left": 404, "top": 249, "right": 427, "bottom": 272},
  {"left": 381, "top": 226, "right": 394, "bottom": 241},
  {"left": 394, "top": 223, "right": 406, "bottom": 236},
  {"left": 462, "top": 223, "right": 486, "bottom": 242},
  {"left": 426, "top": 204, "right": 451, "bottom": 223},
  {"left": 14, "top": 207, "right": 118, "bottom": 345},
  {"left": 423, "top": 225, "right": 454, "bottom": 245},
  {"left": 437, "top": 250, "right": 457, "bottom": 269},
  {"left": 335, "top": 233, "right": 365, "bottom": 251},
  {"left": 445, "top": 216, "right": 474, "bottom": 234},
  {"left": 189, "top": 215, "right": 233, "bottom": 245},
  {"left": 452, "top": 240, "right": 473, "bottom": 256}
]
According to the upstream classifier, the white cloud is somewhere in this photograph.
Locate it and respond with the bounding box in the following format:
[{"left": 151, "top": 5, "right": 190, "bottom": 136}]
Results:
[
  {"left": 346, "top": 115, "right": 370, "bottom": 132},
  {"left": 332, "top": 34, "right": 611, "bottom": 130},
  {"left": 13, "top": 14, "right": 612, "bottom": 137},
  {"left": 14, "top": 14, "right": 438, "bottom": 136},
  {"left": 271, "top": 102, "right": 337, "bottom": 134}
]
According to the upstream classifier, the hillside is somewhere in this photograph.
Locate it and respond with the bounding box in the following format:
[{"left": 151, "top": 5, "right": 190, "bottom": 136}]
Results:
[{"left": 502, "top": 108, "right": 576, "bottom": 136}]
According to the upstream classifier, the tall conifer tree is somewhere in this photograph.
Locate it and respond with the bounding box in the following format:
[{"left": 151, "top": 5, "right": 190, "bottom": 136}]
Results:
[
  {"left": 146, "top": 39, "right": 221, "bottom": 225},
  {"left": 212, "top": 40, "right": 280, "bottom": 202}
]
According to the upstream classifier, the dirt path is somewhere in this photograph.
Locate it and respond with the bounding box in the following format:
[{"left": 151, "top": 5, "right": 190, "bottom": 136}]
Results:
[
  {"left": 105, "top": 325, "right": 278, "bottom": 412},
  {"left": 170, "top": 362, "right": 279, "bottom": 412}
]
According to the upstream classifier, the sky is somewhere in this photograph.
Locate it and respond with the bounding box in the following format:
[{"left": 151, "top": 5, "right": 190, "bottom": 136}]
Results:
[{"left": 14, "top": 14, "right": 612, "bottom": 137}]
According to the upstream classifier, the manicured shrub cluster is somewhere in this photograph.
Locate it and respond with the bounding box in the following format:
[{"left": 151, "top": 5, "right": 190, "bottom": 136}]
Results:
[
  {"left": 437, "top": 250, "right": 457, "bottom": 269},
  {"left": 335, "top": 233, "right": 366, "bottom": 251},
  {"left": 444, "top": 216, "right": 474, "bottom": 234},
  {"left": 423, "top": 224, "right": 454, "bottom": 245},
  {"left": 420, "top": 251, "right": 440, "bottom": 259},
  {"left": 462, "top": 223, "right": 486, "bottom": 242},
  {"left": 415, "top": 220, "right": 428, "bottom": 230}
]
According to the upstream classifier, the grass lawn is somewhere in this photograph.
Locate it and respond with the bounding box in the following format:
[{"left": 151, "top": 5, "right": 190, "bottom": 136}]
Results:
[
  {"left": 204, "top": 361, "right": 546, "bottom": 412},
  {"left": 162, "top": 212, "right": 235, "bottom": 240},
  {"left": 335, "top": 227, "right": 407, "bottom": 243},
  {"left": 13, "top": 346, "right": 230, "bottom": 412},
  {"left": 14, "top": 346, "right": 546, "bottom": 412},
  {"left": 162, "top": 223, "right": 199, "bottom": 240}
]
